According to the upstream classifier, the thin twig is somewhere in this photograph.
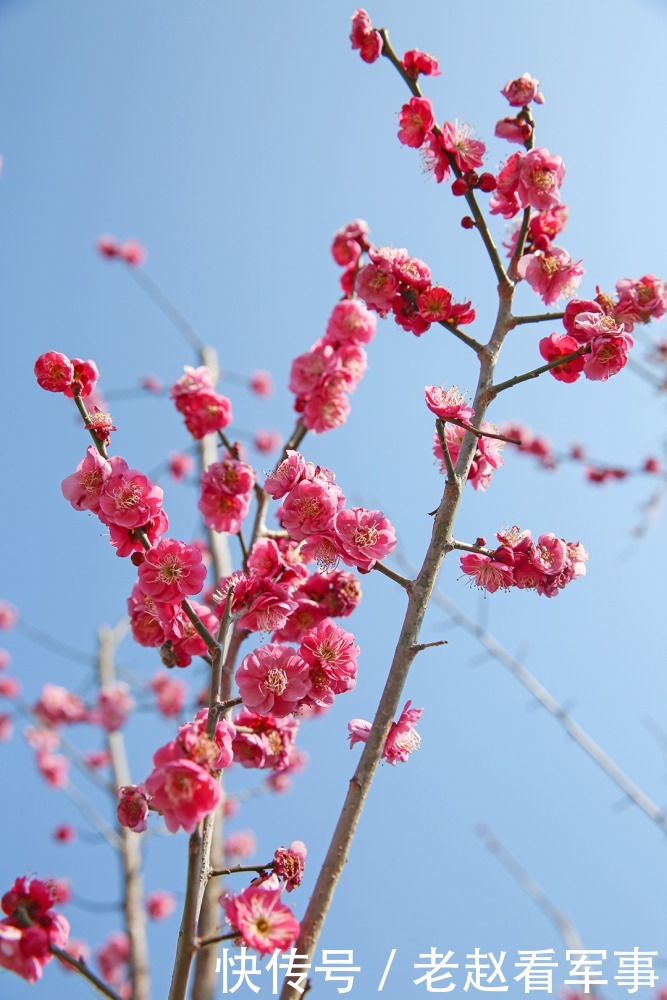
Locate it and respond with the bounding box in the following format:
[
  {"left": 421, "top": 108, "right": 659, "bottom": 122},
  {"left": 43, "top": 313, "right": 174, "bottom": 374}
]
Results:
[
  {"left": 476, "top": 824, "right": 583, "bottom": 951},
  {"left": 491, "top": 345, "right": 588, "bottom": 396},
  {"left": 51, "top": 946, "right": 123, "bottom": 1000},
  {"left": 372, "top": 562, "right": 412, "bottom": 591},
  {"left": 512, "top": 311, "right": 566, "bottom": 327}
]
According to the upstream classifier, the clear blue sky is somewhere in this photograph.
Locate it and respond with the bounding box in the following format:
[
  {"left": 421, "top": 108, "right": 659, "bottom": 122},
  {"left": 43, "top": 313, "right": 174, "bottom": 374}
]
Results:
[{"left": 1, "top": 0, "right": 667, "bottom": 997}]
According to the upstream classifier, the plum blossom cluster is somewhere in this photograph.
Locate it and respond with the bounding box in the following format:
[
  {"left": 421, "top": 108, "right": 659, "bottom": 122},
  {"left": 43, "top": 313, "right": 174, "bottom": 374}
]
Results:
[
  {"left": 34, "top": 351, "right": 99, "bottom": 399},
  {"left": 266, "top": 450, "right": 396, "bottom": 573},
  {"left": 348, "top": 700, "right": 423, "bottom": 765},
  {"left": 118, "top": 709, "right": 235, "bottom": 835},
  {"left": 433, "top": 422, "right": 505, "bottom": 492},
  {"left": 349, "top": 8, "right": 382, "bottom": 63},
  {"left": 540, "top": 297, "right": 637, "bottom": 383},
  {"left": 231, "top": 708, "right": 302, "bottom": 775},
  {"left": 198, "top": 454, "right": 255, "bottom": 535},
  {"left": 500, "top": 422, "right": 556, "bottom": 469},
  {"left": 353, "top": 240, "right": 477, "bottom": 337},
  {"left": 460, "top": 527, "right": 588, "bottom": 597},
  {"left": 495, "top": 72, "right": 544, "bottom": 145},
  {"left": 289, "top": 294, "right": 376, "bottom": 433},
  {"left": 214, "top": 530, "right": 362, "bottom": 643},
  {"left": 170, "top": 365, "right": 233, "bottom": 440},
  {"left": 62, "top": 445, "right": 168, "bottom": 557},
  {"left": 96, "top": 234, "right": 146, "bottom": 266},
  {"left": 235, "top": 615, "right": 359, "bottom": 718},
  {"left": 426, "top": 387, "right": 506, "bottom": 491},
  {"left": 0, "top": 878, "right": 69, "bottom": 984}
]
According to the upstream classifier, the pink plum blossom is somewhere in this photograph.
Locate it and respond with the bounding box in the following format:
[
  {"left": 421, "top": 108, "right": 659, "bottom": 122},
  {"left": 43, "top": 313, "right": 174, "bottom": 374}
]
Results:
[
  {"left": 281, "top": 478, "right": 343, "bottom": 542},
  {"left": 146, "top": 891, "right": 176, "bottom": 921},
  {"left": 0, "top": 602, "right": 18, "bottom": 630},
  {"left": 517, "top": 246, "right": 584, "bottom": 305},
  {"left": 0, "top": 878, "right": 69, "bottom": 984},
  {"left": 402, "top": 49, "right": 440, "bottom": 78},
  {"left": 460, "top": 548, "right": 515, "bottom": 592},
  {"left": 324, "top": 299, "right": 377, "bottom": 346},
  {"left": 137, "top": 539, "right": 207, "bottom": 603},
  {"left": 539, "top": 334, "right": 585, "bottom": 383},
  {"left": 93, "top": 683, "right": 135, "bottom": 732},
  {"left": 98, "top": 466, "right": 164, "bottom": 530},
  {"left": 273, "top": 841, "right": 307, "bottom": 892},
  {"left": 34, "top": 352, "right": 74, "bottom": 393},
  {"left": 117, "top": 786, "right": 150, "bottom": 833},
  {"left": 231, "top": 709, "right": 299, "bottom": 771},
  {"left": 224, "top": 830, "right": 257, "bottom": 859},
  {"left": 145, "top": 757, "right": 221, "bottom": 834},
  {"left": 334, "top": 507, "right": 396, "bottom": 571},
  {"left": 348, "top": 700, "right": 423, "bottom": 765},
  {"left": 221, "top": 881, "right": 300, "bottom": 955},
  {"left": 350, "top": 8, "right": 383, "bottom": 63},
  {"left": 425, "top": 385, "right": 475, "bottom": 425},
  {"left": 249, "top": 370, "right": 273, "bottom": 397},
  {"left": 298, "top": 619, "right": 359, "bottom": 708},
  {"left": 61, "top": 447, "right": 112, "bottom": 513},
  {"left": 439, "top": 120, "right": 486, "bottom": 172},
  {"left": 397, "top": 97, "right": 435, "bottom": 148},
  {"left": 264, "top": 452, "right": 311, "bottom": 500},
  {"left": 501, "top": 72, "right": 544, "bottom": 106},
  {"left": 236, "top": 644, "right": 311, "bottom": 717},
  {"left": 33, "top": 684, "right": 87, "bottom": 726}
]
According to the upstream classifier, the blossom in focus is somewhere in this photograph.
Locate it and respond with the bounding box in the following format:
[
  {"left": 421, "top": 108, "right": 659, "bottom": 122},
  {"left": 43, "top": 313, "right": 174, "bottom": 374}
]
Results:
[
  {"left": 273, "top": 841, "right": 307, "bottom": 892},
  {"left": 236, "top": 644, "right": 311, "bottom": 717},
  {"left": 439, "top": 120, "right": 486, "bottom": 173},
  {"left": 538, "top": 334, "right": 585, "bottom": 383},
  {"left": 221, "top": 881, "right": 300, "bottom": 955},
  {"left": 145, "top": 756, "right": 221, "bottom": 834},
  {"left": 34, "top": 352, "right": 75, "bottom": 393},
  {"left": 334, "top": 507, "right": 396, "bottom": 571},
  {"left": 397, "top": 97, "right": 435, "bottom": 148},
  {"left": 137, "top": 538, "right": 207, "bottom": 604},
  {"left": 501, "top": 72, "right": 544, "bottom": 107},
  {"left": 348, "top": 700, "right": 423, "bottom": 765},
  {"left": 402, "top": 49, "right": 440, "bottom": 78},
  {"left": 517, "top": 247, "right": 584, "bottom": 305},
  {"left": 424, "top": 385, "right": 475, "bottom": 425}
]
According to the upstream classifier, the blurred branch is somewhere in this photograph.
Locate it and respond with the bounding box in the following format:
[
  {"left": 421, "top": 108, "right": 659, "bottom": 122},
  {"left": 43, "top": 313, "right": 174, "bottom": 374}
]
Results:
[
  {"left": 476, "top": 823, "right": 583, "bottom": 951},
  {"left": 97, "top": 623, "right": 150, "bottom": 1000},
  {"left": 395, "top": 553, "right": 667, "bottom": 838}
]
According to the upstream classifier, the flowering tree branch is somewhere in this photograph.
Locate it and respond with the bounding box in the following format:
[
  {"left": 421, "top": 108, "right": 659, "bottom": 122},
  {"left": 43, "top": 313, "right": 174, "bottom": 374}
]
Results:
[
  {"left": 379, "top": 27, "right": 510, "bottom": 288},
  {"left": 51, "top": 946, "right": 123, "bottom": 1000},
  {"left": 491, "top": 344, "right": 588, "bottom": 396}
]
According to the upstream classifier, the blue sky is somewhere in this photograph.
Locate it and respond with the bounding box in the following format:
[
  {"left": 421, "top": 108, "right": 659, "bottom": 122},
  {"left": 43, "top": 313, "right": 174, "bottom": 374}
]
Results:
[{"left": 1, "top": 0, "right": 667, "bottom": 997}]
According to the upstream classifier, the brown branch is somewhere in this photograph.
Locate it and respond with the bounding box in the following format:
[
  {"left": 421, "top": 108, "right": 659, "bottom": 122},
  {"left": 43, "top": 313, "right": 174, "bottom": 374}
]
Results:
[
  {"left": 278, "top": 278, "right": 517, "bottom": 1000},
  {"left": 378, "top": 27, "right": 510, "bottom": 290},
  {"left": 167, "top": 829, "right": 203, "bottom": 1000},
  {"left": 51, "top": 945, "right": 123, "bottom": 1000},
  {"left": 491, "top": 344, "right": 588, "bottom": 396},
  {"left": 512, "top": 310, "right": 566, "bottom": 327},
  {"left": 372, "top": 562, "right": 412, "bottom": 591},
  {"left": 97, "top": 624, "right": 150, "bottom": 1000}
]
